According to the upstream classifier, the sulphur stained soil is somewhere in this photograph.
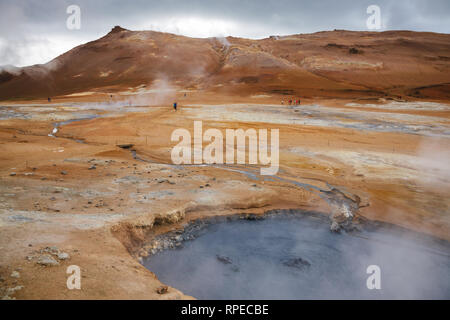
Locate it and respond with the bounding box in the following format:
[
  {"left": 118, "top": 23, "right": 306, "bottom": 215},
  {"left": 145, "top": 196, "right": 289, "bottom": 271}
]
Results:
[{"left": 0, "top": 97, "right": 449, "bottom": 299}]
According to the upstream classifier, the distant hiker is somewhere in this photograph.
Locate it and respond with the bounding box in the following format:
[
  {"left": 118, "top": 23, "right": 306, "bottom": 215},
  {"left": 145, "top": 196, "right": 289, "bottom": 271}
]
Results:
[
  {"left": 288, "top": 99, "right": 292, "bottom": 105},
  {"left": 173, "top": 102, "right": 177, "bottom": 111},
  {"left": 47, "top": 97, "right": 51, "bottom": 102}
]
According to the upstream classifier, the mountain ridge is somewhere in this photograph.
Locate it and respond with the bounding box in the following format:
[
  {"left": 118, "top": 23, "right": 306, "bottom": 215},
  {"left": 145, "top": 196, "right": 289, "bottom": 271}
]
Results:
[{"left": 1, "top": 26, "right": 449, "bottom": 101}]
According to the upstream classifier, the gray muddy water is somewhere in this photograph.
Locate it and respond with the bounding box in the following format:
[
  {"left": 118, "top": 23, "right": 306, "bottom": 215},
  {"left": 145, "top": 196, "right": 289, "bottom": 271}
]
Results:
[{"left": 143, "top": 213, "right": 450, "bottom": 299}]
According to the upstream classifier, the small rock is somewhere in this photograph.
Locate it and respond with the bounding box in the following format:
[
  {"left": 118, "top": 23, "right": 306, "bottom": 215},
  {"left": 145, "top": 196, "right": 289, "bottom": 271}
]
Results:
[
  {"left": 216, "top": 255, "right": 233, "bottom": 265},
  {"left": 88, "top": 165, "right": 96, "bottom": 170},
  {"left": 10, "top": 271, "right": 20, "bottom": 279},
  {"left": 43, "top": 246, "right": 59, "bottom": 254},
  {"left": 37, "top": 254, "right": 59, "bottom": 266},
  {"left": 281, "top": 257, "right": 311, "bottom": 270},
  {"left": 6, "top": 285, "right": 24, "bottom": 296},
  {"left": 156, "top": 285, "right": 169, "bottom": 295},
  {"left": 9, "top": 172, "right": 16, "bottom": 176},
  {"left": 60, "top": 171, "right": 68, "bottom": 175},
  {"left": 330, "top": 221, "right": 340, "bottom": 232},
  {"left": 57, "top": 252, "right": 70, "bottom": 260},
  {"left": 2, "top": 285, "right": 24, "bottom": 299}
]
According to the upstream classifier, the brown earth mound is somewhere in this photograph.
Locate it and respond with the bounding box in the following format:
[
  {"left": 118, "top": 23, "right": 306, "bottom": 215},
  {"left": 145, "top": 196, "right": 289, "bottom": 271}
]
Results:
[{"left": 0, "top": 28, "right": 449, "bottom": 101}]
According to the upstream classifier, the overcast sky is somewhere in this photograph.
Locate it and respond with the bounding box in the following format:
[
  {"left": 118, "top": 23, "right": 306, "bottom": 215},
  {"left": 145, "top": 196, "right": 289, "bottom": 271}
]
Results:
[{"left": 1, "top": 0, "right": 449, "bottom": 67}]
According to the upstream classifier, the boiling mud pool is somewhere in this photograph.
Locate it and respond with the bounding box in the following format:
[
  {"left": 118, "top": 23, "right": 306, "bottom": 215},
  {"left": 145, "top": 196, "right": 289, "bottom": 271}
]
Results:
[{"left": 144, "top": 214, "right": 450, "bottom": 299}]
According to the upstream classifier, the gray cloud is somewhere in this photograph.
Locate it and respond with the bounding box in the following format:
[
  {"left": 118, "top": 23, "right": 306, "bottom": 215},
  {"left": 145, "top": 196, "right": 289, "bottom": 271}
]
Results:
[{"left": 1, "top": 0, "right": 449, "bottom": 67}]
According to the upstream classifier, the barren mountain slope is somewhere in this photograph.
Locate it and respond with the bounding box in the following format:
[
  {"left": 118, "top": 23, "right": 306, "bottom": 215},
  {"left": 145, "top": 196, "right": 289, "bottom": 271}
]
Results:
[{"left": 0, "top": 26, "right": 449, "bottom": 100}]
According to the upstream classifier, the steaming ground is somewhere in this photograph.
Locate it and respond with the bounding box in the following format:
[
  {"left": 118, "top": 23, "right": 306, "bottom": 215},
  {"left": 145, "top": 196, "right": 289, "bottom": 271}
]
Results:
[
  {"left": 144, "top": 214, "right": 450, "bottom": 299},
  {"left": 0, "top": 97, "right": 449, "bottom": 299},
  {"left": 183, "top": 103, "right": 450, "bottom": 137},
  {"left": 1, "top": 26, "right": 450, "bottom": 299}
]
